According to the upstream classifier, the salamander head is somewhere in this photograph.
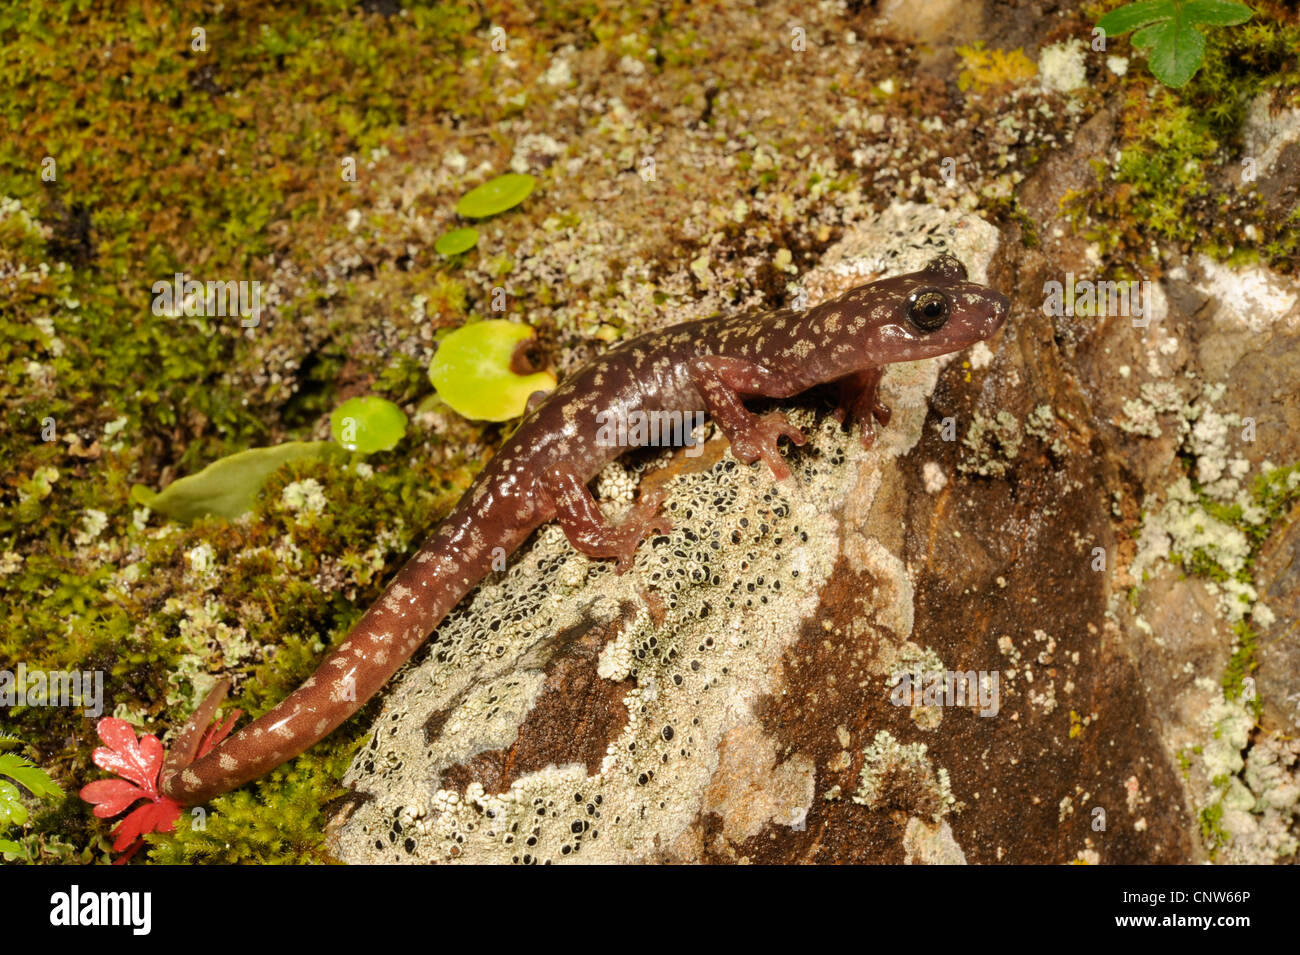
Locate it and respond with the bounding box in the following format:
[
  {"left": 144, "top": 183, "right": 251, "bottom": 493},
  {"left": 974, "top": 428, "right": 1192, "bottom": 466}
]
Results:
[{"left": 851, "top": 253, "right": 1009, "bottom": 363}]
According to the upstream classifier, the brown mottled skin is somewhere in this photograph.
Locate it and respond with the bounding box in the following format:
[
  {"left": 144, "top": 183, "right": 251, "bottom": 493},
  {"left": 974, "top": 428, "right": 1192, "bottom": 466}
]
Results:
[{"left": 160, "top": 253, "right": 1009, "bottom": 804}]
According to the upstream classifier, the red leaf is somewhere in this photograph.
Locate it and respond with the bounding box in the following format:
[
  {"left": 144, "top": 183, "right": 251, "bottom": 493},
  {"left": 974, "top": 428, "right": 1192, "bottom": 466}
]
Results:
[
  {"left": 82, "top": 704, "right": 237, "bottom": 862},
  {"left": 80, "top": 716, "right": 182, "bottom": 862},
  {"left": 90, "top": 718, "right": 164, "bottom": 793},
  {"left": 111, "top": 798, "right": 181, "bottom": 854},
  {"left": 113, "top": 838, "right": 145, "bottom": 865},
  {"left": 79, "top": 779, "right": 150, "bottom": 818},
  {"left": 197, "top": 709, "right": 242, "bottom": 758}
]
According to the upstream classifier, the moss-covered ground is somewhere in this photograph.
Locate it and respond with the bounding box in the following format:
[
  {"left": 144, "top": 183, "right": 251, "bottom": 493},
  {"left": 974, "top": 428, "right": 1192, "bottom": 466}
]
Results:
[{"left": 1, "top": 0, "right": 1297, "bottom": 862}]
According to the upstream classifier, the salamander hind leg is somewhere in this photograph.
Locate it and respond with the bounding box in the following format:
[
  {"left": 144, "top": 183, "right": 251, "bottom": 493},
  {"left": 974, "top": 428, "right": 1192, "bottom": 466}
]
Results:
[
  {"left": 687, "top": 355, "right": 807, "bottom": 480},
  {"left": 540, "top": 464, "right": 672, "bottom": 574}
]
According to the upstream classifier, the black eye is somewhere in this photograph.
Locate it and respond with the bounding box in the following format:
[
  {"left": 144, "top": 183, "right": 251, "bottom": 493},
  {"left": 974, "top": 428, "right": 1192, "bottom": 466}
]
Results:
[{"left": 908, "top": 290, "right": 949, "bottom": 331}]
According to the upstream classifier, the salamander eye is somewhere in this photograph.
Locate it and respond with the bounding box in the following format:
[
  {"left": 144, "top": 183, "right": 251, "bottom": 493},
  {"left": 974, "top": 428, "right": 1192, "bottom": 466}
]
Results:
[{"left": 907, "top": 290, "right": 949, "bottom": 331}]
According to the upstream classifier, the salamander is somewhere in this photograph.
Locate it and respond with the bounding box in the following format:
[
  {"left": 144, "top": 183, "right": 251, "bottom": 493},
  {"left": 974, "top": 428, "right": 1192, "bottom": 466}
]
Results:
[{"left": 159, "top": 252, "right": 1009, "bottom": 804}]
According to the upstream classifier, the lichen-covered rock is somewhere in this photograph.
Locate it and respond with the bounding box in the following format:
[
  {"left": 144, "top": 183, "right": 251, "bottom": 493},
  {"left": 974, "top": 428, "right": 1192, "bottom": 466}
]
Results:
[
  {"left": 333, "top": 139, "right": 1300, "bottom": 863},
  {"left": 330, "top": 209, "right": 1011, "bottom": 863}
]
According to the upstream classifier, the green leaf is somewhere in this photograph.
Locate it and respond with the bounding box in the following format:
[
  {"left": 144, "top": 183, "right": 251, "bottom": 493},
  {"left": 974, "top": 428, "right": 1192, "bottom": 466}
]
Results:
[
  {"left": 1130, "top": 20, "right": 1168, "bottom": 48},
  {"left": 0, "top": 780, "right": 27, "bottom": 827},
  {"left": 429, "top": 320, "right": 556, "bottom": 422},
  {"left": 329, "top": 396, "right": 408, "bottom": 454},
  {"left": 0, "top": 838, "right": 22, "bottom": 859},
  {"left": 434, "top": 227, "right": 479, "bottom": 256},
  {"left": 1139, "top": 19, "right": 1207, "bottom": 87},
  {"left": 1096, "top": 0, "right": 1251, "bottom": 89},
  {"left": 1097, "top": 0, "right": 1174, "bottom": 36},
  {"left": 0, "top": 753, "right": 63, "bottom": 801},
  {"left": 1180, "top": 0, "right": 1252, "bottom": 26},
  {"left": 131, "top": 442, "right": 343, "bottom": 522},
  {"left": 455, "top": 174, "right": 536, "bottom": 219}
]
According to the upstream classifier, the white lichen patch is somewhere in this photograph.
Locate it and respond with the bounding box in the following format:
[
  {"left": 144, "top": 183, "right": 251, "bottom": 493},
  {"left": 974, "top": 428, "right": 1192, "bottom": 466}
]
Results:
[
  {"left": 921, "top": 460, "right": 947, "bottom": 494},
  {"left": 1195, "top": 679, "right": 1300, "bottom": 864},
  {"left": 852, "top": 729, "right": 957, "bottom": 823},
  {"left": 0, "top": 551, "right": 23, "bottom": 576},
  {"left": 595, "top": 604, "right": 650, "bottom": 682},
  {"left": 183, "top": 541, "right": 218, "bottom": 580},
  {"left": 1121, "top": 367, "right": 1298, "bottom": 860},
  {"left": 1037, "top": 40, "right": 1087, "bottom": 95},
  {"left": 335, "top": 409, "right": 861, "bottom": 863},
  {"left": 1131, "top": 477, "right": 1255, "bottom": 622},
  {"left": 1193, "top": 254, "right": 1298, "bottom": 333},
  {"left": 1117, "top": 381, "right": 1184, "bottom": 437},
  {"left": 1127, "top": 382, "right": 1272, "bottom": 623},
  {"left": 425, "top": 672, "right": 549, "bottom": 772},
  {"left": 73, "top": 508, "right": 108, "bottom": 547},
  {"left": 803, "top": 203, "right": 1002, "bottom": 304},
  {"left": 967, "top": 340, "right": 994, "bottom": 370},
  {"left": 1025, "top": 404, "right": 1067, "bottom": 457},
  {"left": 902, "top": 816, "right": 967, "bottom": 864},
  {"left": 958, "top": 409, "right": 1022, "bottom": 477},
  {"left": 158, "top": 596, "right": 260, "bottom": 711},
  {"left": 593, "top": 460, "right": 636, "bottom": 505},
  {"left": 281, "top": 478, "right": 327, "bottom": 517}
]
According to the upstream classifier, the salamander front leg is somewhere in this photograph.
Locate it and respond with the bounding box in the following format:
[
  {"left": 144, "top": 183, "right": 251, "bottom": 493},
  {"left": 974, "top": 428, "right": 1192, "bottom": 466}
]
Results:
[
  {"left": 686, "top": 355, "right": 807, "bottom": 480},
  {"left": 540, "top": 464, "right": 673, "bottom": 574},
  {"left": 833, "top": 367, "right": 891, "bottom": 449}
]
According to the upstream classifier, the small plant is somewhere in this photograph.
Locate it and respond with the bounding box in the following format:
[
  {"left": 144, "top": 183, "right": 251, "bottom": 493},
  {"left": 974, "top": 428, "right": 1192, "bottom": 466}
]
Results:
[
  {"left": 0, "top": 738, "right": 64, "bottom": 861},
  {"left": 1097, "top": 0, "right": 1252, "bottom": 88},
  {"left": 80, "top": 713, "right": 238, "bottom": 863}
]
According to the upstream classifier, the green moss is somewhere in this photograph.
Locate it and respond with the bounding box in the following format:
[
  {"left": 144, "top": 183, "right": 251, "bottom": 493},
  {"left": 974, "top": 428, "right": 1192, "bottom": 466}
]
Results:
[
  {"left": 0, "top": 1, "right": 504, "bottom": 863},
  {"left": 146, "top": 733, "right": 360, "bottom": 864},
  {"left": 1198, "top": 801, "right": 1228, "bottom": 856},
  {"left": 1066, "top": 6, "right": 1300, "bottom": 270},
  {"left": 1177, "top": 461, "right": 1299, "bottom": 715},
  {"left": 1222, "top": 620, "right": 1263, "bottom": 718}
]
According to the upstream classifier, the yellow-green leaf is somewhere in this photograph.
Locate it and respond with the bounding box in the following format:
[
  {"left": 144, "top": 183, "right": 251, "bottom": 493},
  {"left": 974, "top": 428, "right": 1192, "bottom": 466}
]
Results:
[
  {"left": 131, "top": 441, "right": 342, "bottom": 522},
  {"left": 435, "top": 227, "right": 479, "bottom": 256},
  {"left": 330, "top": 396, "right": 408, "bottom": 454},
  {"left": 429, "top": 320, "right": 555, "bottom": 422},
  {"left": 455, "top": 174, "right": 536, "bottom": 219}
]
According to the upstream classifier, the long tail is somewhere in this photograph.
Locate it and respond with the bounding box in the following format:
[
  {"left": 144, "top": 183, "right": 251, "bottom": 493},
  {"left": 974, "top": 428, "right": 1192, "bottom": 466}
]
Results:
[{"left": 160, "top": 501, "right": 535, "bottom": 805}]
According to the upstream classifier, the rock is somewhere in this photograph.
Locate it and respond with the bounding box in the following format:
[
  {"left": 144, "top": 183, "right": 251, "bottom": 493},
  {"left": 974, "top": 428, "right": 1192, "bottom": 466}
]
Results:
[
  {"left": 331, "top": 208, "right": 1030, "bottom": 863},
  {"left": 330, "top": 150, "right": 1300, "bottom": 862},
  {"left": 1256, "top": 503, "right": 1300, "bottom": 734}
]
